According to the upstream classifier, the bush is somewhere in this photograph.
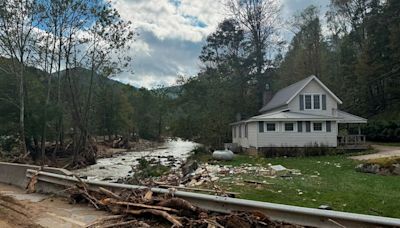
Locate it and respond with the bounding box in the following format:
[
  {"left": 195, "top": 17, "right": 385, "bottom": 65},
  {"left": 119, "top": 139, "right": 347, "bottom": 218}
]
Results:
[
  {"left": 258, "top": 144, "right": 343, "bottom": 157},
  {"left": 134, "top": 157, "right": 170, "bottom": 178},
  {"left": 364, "top": 121, "right": 400, "bottom": 142},
  {"left": 0, "top": 135, "right": 18, "bottom": 153}
]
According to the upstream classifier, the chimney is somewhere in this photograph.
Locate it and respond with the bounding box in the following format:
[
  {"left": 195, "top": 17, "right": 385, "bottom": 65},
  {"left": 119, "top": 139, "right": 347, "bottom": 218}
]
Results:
[
  {"left": 235, "top": 113, "right": 242, "bottom": 121},
  {"left": 262, "top": 83, "right": 273, "bottom": 106}
]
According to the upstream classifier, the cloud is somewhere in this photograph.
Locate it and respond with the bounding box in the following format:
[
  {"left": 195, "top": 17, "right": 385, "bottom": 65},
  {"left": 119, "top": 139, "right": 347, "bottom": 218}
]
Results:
[
  {"left": 110, "top": 0, "right": 225, "bottom": 88},
  {"left": 112, "top": 30, "right": 203, "bottom": 88},
  {"left": 111, "top": 0, "right": 332, "bottom": 89}
]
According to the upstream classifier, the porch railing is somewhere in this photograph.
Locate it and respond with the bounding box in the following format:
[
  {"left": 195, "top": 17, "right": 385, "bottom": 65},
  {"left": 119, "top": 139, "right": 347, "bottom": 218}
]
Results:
[{"left": 338, "top": 135, "right": 366, "bottom": 146}]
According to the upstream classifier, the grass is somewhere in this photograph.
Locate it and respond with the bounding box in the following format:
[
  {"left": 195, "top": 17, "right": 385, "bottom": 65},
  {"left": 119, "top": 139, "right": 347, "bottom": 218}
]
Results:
[{"left": 207, "top": 154, "right": 400, "bottom": 218}]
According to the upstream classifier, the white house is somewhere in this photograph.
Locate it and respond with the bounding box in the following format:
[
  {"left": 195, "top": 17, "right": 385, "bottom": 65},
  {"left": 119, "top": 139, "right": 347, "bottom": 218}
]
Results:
[{"left": 231, "top": 75, "right": 367, "bottom": 149}]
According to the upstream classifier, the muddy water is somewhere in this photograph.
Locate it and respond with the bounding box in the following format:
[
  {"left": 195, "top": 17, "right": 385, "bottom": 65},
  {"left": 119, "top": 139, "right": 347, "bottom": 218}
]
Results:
[{"left": 75, "top": 138, "right": 198, "bottom": 182}]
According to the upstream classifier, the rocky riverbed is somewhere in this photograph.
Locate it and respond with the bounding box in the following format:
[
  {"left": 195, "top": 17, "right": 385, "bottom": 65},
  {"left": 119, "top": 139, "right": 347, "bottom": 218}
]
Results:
[{"left": 75, "top": 138, "right": 198, "bottom": 182}]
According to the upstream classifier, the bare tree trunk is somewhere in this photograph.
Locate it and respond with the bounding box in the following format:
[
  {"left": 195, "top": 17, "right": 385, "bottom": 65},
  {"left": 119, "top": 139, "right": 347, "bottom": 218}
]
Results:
[{"left": 19, "top": 62, "right": 27, "bottom": 155}]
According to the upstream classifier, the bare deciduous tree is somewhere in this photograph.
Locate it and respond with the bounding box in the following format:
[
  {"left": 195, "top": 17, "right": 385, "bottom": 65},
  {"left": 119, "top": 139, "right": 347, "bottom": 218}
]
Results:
[
  {"left": 226, "top": 0, "right": 281, "bottom": 77},
  {"left": 0, "top": 0, "right": 40, "bottom": 156}
]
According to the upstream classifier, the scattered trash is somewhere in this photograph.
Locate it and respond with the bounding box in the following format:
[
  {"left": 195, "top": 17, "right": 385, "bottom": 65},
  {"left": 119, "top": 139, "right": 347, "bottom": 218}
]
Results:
[
  {"left": 118, "top": 158, "right": 303, "bottom": 198},
  {"left": 270, "top": 165, "right": 288, "bottom": 176},
  {"left": 318, "top": 205, "right": 332, "bottom": 210}
]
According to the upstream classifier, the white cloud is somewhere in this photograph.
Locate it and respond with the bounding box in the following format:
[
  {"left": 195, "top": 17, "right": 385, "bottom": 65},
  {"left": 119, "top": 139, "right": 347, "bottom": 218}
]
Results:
[
  {"left": 111, "top": 0, "right": 331, "bottom": 89},
  {"left": 110, "top": 0, "right": 226, "bottom": 89},
  {"left": 113, "top": 0, "right": 224, "bottom": 42}
]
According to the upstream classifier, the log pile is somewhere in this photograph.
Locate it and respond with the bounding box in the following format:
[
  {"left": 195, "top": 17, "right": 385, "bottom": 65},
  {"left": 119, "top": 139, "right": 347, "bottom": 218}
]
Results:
[{"left": 68, "top": 182, "right": 304, "bottom": 228}]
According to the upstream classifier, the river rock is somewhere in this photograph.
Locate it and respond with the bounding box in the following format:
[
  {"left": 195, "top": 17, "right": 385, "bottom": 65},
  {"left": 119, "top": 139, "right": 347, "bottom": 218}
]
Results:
[
  {"left": 355, "top": 163, "right": 380, "bottom": 174},
  {"left": 392, "top": 164, "right": 400, "bottom": 175},
  {"left": 212, "top": 149, "right": 234, "bottom": 161}
]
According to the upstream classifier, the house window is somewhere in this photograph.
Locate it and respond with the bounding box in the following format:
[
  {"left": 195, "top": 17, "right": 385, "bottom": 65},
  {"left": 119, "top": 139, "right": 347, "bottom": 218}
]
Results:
[
  {"left": 233, "top": 127, "right": 236, "bottom": 138},
  {"left": 303, "top": 94, "right": 322, "bottom": 110},
  {"left": 258, "top": 121, "right": 264, "bottom": 132},
  {"left": 285, "top": 123, "right": 294, "bottom": 131},
  {"left": 297, "top": 121, "right": 303, "bottom": 132},
  {"left": 239, "top": 125, "right": 242, "bottom": 137},
  {"left": 266, "top": 123, "right": 276, "bottom": 132},
  {"left": 313, "top": 122, "right": 322, "bottom": 131},
  {"left": 313, "top": 94, "right": 320, "bottom": 109},
  {"left": 305, "top": 121, "right": 311, "bottom": 132},
  {"left": 305, "top": 95, "right": 312, "bottom": 109},
  {"left": 326, "top": 121, "right": 331, "bottom": 132},
  {"left": 245, "top": 124, "right": 248, "bottom": 137}
]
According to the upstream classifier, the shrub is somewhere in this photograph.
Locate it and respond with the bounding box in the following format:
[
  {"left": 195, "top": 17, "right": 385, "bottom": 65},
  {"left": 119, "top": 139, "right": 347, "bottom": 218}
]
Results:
[
  {"left": 364, "top": 121, "right": 400, "bottom": 142},
  {"left": 258, "top": 144, "right": 343, "bottom": 158},
  {"left": 134, "top": 157, "right": 170, "bottom": 178}
]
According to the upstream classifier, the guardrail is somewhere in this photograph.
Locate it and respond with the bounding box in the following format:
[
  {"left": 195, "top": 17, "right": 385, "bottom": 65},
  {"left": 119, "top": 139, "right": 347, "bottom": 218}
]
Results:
[{"left": 26, "top": 169, "right": 400, "bottom": 228}]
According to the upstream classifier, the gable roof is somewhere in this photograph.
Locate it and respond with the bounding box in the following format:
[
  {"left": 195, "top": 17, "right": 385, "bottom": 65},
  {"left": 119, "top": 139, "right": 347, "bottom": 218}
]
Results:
[{"left": 259, "top": 75, "right": 343, "bottom": 113}]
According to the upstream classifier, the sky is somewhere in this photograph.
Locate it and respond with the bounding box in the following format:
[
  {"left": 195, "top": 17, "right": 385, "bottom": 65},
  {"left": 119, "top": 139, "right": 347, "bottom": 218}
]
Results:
[{"left": 112, "top": 0, "right": 331, "bottom": 88}]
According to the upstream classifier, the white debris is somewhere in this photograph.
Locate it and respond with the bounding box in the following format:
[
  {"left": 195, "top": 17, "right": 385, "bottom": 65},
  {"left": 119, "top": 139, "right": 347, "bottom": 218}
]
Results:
[{"left": 270, "top": 165, "right": 289, "bottom": 176}]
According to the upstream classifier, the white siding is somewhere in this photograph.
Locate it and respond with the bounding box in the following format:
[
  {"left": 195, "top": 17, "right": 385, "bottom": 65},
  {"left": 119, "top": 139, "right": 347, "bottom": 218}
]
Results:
[
  {"left": 257, "top": 121, "right": 338, "bottom": 147},
  {"left": 232, "top": 123, "right": 258, "bottom": 148},
  {"left": 232, "top": 124, "right": 248, "bottom": 148},
  {"left": 288, "top": 80, "right": 338, "bottom": 116},
  {"left": 248, "top": 122, "right": 257, "bottom": 148}
]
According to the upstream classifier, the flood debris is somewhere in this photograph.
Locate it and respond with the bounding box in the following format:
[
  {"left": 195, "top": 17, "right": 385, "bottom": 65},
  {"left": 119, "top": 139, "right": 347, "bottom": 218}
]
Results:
[
  {"left": 68, "top": 182, "right": 304, "bottom": 228},
  {"left": 118, "top": 158, "right": 302, "bottom": 198}
]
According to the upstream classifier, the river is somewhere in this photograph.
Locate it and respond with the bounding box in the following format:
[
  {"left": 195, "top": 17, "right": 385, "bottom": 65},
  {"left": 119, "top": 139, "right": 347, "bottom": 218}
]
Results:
[{"left": 75, "top": 138, "right": 199, "bottom": 182}]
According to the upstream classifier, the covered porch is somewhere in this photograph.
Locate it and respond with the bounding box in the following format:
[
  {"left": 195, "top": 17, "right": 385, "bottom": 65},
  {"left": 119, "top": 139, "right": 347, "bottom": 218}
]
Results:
[{"left": 337, "top": 110, "right": 368, "bottom": 149}]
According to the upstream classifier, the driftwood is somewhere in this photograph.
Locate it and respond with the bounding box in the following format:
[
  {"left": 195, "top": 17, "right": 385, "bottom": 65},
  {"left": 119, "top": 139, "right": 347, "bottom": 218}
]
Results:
[
  {"left": 157, "top": 198, "right": 197, "bottom": 212},
  {"left": 101, "top": 219, "right": 150, "bottom": 228},
  {"left": 100, "top": 198, "right": 179, "bottom": 213},
  {"left": 85, "top": 215, "right": 125, "bottom": 228},
  {"left": 99, "top": 187, "right": 122, "bottom": 200},
  {"left": 67, "top": 184, "right": 304, "bottom": 228},
  {"left": 159, "top": 184, "right": 239, "bottom": 197},
  {"left": 26, "top": 171, "right": 39, "bottom": 194},
  {"left": 125, "top": 209, "right": 182, "bottom": 227},
  {"left": 143, "top": 190, "right": 153, "bottom": 201}
]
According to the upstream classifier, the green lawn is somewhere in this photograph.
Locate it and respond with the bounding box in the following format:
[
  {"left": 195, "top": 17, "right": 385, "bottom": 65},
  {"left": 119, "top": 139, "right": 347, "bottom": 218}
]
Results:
[{"left": 209, "top": 155, "right": 400, "bottom": 218}]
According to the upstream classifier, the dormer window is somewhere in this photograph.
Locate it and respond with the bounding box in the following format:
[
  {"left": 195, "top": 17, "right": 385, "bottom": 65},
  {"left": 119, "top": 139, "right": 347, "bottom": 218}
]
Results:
[
  {"left": 303, "top": 94, "right": 322, "bottom": 110},
  {"left": 313, "top": 95, "right": 320, "bottom": 109},
  {"left": 305, "top": 95, "right": 312, "bottom": 109}
]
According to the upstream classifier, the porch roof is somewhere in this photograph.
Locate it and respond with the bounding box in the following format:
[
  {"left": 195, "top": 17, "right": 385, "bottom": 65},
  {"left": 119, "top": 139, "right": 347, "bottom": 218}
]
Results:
[
  {"left": 337, "top": 110, "right": 367, "bottom": 124},
  {"left": 230, "top": 111, "right": 341, "bottom": 125},
  {"left": 230, "top": 110, "right": 368, "bottom": 125}
]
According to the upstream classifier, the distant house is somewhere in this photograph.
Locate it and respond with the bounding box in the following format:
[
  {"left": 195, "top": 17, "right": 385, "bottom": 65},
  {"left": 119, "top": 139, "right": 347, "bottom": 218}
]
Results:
[{"left": 231, "top": 75, "right": 367, "bottom": 149}]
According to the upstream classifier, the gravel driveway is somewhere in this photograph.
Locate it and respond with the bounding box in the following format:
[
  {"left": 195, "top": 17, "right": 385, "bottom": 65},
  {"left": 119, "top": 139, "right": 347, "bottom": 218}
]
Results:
[{"left": 350, "top": 145, "right": 400, "bottom": 160}]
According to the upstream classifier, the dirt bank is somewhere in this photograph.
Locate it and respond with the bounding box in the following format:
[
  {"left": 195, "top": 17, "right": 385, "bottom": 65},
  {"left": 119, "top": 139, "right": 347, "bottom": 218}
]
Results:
[
  {"left": 0, "top": 194, "right": 43, "bottom": 228},
  {"left": 0, "top": 183, "right": 108, "bottom": 227}
]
